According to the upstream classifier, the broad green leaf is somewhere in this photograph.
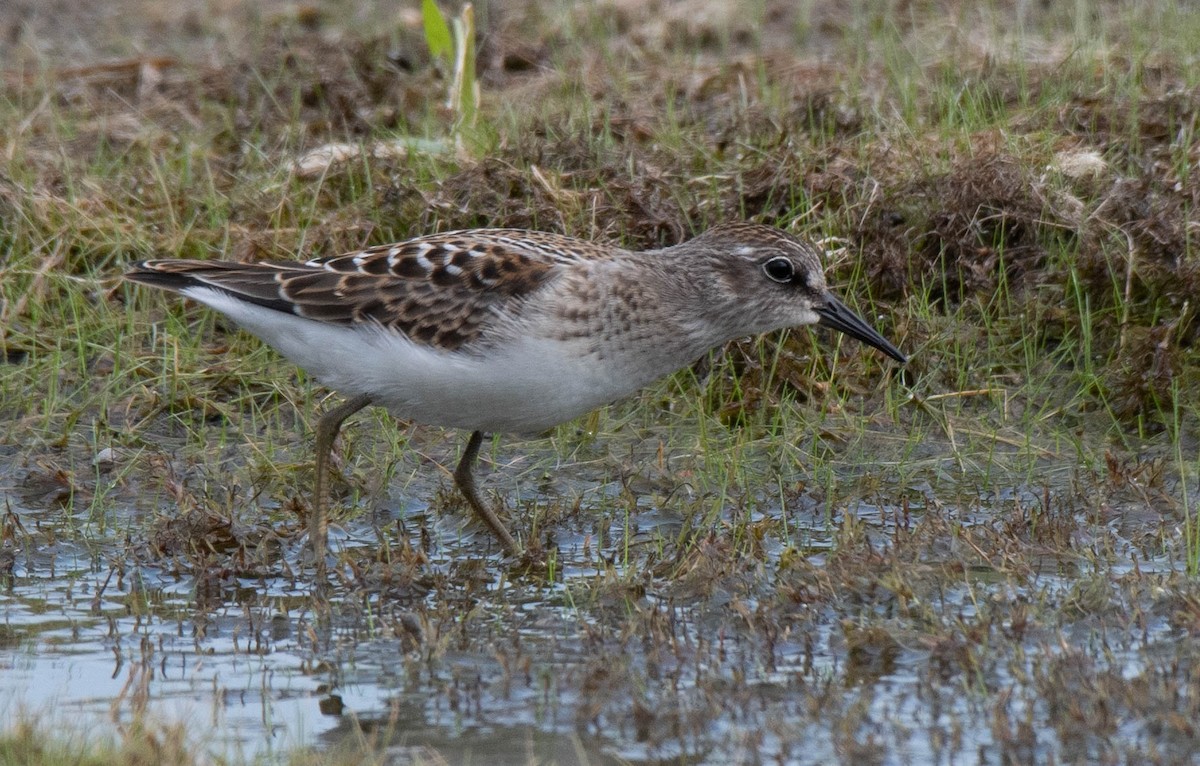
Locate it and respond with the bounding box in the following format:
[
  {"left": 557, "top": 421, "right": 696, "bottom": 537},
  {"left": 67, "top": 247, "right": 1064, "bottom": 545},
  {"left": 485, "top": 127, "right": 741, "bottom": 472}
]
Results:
[
  {"left": 421, "top": 0, "right": 452, "bottom": 60},
  {"left": 450, "top": 4, "right": 478, "bottom": 128}
]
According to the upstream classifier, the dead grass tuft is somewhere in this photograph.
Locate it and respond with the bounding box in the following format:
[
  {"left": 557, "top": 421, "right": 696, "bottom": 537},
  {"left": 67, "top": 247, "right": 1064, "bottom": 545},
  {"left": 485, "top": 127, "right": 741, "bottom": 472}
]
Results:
[
  {"left": 852, "top": 147, "right": 1054, "bottom": 304},
  {"left": 1106, "top": 323, "right": 1184, "bottom": 425}
]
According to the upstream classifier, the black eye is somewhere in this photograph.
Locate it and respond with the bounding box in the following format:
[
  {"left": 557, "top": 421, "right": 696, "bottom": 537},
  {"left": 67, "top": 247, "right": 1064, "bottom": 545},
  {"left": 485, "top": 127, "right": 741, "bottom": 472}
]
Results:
[{"left": 762, "top": 256, "right": 795, "bottom": 283}]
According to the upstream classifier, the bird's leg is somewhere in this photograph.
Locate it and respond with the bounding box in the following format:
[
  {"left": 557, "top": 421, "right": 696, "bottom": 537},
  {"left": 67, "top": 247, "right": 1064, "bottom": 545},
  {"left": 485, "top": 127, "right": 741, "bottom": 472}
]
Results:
[
  {"left": 454, "top": 430, "right": 521, "bottom": 556},
  {"left": 311, "top": 393, "right": 373, "bottom": 577}
]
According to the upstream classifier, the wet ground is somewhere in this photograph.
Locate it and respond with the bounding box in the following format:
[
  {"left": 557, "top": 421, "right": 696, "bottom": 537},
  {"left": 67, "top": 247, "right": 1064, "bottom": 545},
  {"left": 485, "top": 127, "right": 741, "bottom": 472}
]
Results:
[
  {"left": 4, "top": 437, "right": 1197, "bottom": 764},
  {"left": 4, "top": 0, "right": 1200, "bottom": 763}
]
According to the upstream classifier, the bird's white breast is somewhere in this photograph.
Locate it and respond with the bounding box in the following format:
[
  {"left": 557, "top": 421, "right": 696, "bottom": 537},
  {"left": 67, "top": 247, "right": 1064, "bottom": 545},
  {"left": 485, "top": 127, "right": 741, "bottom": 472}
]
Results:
[{"left": 183, "top": 287, "right": 655, "bottom": 433}]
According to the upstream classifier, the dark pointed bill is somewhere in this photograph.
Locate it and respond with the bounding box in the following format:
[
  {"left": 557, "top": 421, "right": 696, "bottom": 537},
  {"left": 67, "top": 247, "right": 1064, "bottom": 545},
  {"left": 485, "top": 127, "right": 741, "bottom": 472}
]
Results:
[{"left": 815, "top": 293, "right": 907, "bottom": 364}]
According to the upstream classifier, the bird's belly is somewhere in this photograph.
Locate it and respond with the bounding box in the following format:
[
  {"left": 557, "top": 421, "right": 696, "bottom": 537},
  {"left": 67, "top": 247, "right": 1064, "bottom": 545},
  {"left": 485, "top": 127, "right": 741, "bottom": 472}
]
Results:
[
  {"left": 192, "top": 294, "right": 683, "bottom": 434},
  {"left": 298, "top": 328, "right": 660, "bottom": 434}
]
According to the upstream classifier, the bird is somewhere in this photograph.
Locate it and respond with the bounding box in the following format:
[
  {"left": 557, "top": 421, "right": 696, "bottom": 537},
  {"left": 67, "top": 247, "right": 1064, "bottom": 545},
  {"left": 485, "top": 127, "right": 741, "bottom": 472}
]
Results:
[{"left": 126, "top": 223, "right": 906, "bottom": 569}]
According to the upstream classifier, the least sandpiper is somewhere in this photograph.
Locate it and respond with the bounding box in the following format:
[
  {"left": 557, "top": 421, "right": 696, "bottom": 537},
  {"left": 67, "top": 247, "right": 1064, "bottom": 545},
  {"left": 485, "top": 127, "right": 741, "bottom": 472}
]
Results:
[{"left": 127, "top": 223, "right": 905, "bottom": 565}]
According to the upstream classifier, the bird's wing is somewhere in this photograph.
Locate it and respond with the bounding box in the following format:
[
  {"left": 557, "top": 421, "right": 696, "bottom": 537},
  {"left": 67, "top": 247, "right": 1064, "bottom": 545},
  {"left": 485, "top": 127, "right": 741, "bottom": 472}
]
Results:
[{"left": 127, "top": 229, "right": 615, "bottom": 350}]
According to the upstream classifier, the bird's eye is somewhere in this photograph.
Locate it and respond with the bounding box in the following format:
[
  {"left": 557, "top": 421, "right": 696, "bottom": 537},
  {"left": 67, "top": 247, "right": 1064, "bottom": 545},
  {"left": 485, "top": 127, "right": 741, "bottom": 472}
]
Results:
[{"left": 762, "top": 256, "right": 795, "bottom": 284}]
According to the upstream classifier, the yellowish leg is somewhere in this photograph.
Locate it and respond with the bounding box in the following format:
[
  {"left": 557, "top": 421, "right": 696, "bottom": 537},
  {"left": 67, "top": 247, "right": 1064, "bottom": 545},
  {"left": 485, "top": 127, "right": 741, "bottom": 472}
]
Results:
[
  {"left": 311, "top": 393, "right": 373, "bottom": 578},
  {"left": 454, "top": 430, "right": 521, "bottom": 556}
]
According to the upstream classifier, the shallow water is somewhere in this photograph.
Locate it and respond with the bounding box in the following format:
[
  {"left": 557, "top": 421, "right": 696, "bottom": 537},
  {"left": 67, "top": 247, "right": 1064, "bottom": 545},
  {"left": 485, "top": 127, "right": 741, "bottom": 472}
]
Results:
[{"left": 1, "top": 474, "right": 1193, "bottom": 764}]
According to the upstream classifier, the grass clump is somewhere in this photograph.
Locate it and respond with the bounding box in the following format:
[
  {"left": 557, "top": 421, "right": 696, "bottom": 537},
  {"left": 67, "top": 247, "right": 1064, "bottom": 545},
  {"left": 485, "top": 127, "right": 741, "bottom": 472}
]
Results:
[{"left": 0, "top": 718, "right": 198, "bottom": 766}]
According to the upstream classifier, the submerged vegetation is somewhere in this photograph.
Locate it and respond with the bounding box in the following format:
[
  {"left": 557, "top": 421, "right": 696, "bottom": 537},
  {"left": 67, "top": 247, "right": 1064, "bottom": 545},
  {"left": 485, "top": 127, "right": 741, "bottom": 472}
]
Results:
[{"left": 2, "top": 0, "right": 1199, "bottom": 763}]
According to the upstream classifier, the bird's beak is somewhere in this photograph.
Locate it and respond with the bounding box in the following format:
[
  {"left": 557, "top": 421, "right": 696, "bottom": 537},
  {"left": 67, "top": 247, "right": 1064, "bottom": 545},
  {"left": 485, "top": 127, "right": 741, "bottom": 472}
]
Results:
[{"left": 815, "top": 293, "right": 907, "bottom": 364}]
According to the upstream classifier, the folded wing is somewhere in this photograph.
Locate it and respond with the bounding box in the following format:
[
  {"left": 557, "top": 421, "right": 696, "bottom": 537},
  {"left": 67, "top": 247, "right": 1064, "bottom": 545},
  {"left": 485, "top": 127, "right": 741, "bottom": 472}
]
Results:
[{"left": 127, "top": 229, "right": 611, "bottom": 350}]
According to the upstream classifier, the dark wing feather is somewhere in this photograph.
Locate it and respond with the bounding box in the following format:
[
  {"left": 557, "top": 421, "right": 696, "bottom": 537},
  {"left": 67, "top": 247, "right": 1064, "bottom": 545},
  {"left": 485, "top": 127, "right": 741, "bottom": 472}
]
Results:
[
  {"left": 126, "top": 229, "right": 615, "bottom": 350},
  {"left": 125, "top": 260, "right": 299, "bottom": 315}
]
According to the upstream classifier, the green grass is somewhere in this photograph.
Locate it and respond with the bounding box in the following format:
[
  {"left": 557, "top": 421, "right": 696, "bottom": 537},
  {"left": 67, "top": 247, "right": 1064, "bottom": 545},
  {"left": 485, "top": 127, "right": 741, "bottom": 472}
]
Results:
[
  {"left": 0, "top": 719, "right": 193, "bottom": 766},
  {"left": 3, "top": 0, "right": 1200, "bottom": 762}
]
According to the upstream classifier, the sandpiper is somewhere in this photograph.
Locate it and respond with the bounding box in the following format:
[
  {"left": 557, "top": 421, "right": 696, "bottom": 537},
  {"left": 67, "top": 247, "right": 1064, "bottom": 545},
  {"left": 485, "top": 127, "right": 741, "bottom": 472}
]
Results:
[{"left": 127, "top": 223, "right": 905, "bottom": 565}]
